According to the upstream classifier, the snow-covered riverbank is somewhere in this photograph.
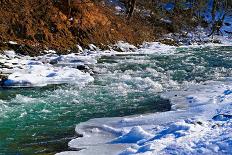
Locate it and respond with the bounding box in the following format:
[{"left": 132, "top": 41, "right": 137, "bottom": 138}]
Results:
[
  {"left": 57, "top": 80, "right": 232, "bottom": 155},
  {"left": 54, "top": 41, "right": 232, "bottom": 155},
  {"left": 0, "top": 42, "right": 175, "bottom": 87},
  {"left": 0, "top": 51, "right": 97, "bottom": 87},
  {"left": 2, "top": 38, "right": 231, "bottom": 88}
]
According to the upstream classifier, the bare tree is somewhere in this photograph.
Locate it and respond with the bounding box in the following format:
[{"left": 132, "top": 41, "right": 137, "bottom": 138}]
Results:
[
  {"left": 208, "top": 0, "right": 231, "bottom": 37},
  {"left": 126, "top": 0, "right": 136, "bottom": 19},
  {"left": 68, "top": 0, "right": 72, "bottom": 18}
]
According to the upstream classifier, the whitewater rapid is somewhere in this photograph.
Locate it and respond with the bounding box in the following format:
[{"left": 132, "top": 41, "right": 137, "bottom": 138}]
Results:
[
  {"left": 1, "top": 41, "right": 232, "bottom": 155},
  {"left": 55, "top": 42, "right": 232, "bottom": 155}
]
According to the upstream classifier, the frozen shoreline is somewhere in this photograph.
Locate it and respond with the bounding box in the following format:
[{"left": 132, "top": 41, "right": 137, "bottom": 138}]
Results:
[
  {"left": 0, "top": 41, "right": 176, "bottom": 88},
  {"left": 57, "top": 80, "right": 232, "bottom": 155},
  {"left": 1, "top": 35, "right": 231, "bottom": 87},
  {"left": 54, "top": 41, "right": 232, "bottom": 155}
]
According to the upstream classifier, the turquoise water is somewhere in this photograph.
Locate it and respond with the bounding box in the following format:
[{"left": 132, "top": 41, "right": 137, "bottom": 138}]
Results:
[{"left": 0, "top": 45, "right": 232, "bottom": 154}]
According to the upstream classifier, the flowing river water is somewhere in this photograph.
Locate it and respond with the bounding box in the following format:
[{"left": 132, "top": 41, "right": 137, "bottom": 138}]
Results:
[{"left": 0, "top": 45, "right": 232, "bottom": 154}]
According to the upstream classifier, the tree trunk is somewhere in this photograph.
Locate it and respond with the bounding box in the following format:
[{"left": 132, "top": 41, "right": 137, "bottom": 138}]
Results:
[
  {"left": 126, "top": 0, "right": 136, "bottom": 19},
  {"left": 68, "top": 0, "right": 72, "bottom": 18}
]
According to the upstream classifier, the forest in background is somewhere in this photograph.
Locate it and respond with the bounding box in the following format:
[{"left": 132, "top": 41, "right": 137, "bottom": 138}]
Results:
[{"left": 0, "top": 0, "right": 231, "bottom": 55}]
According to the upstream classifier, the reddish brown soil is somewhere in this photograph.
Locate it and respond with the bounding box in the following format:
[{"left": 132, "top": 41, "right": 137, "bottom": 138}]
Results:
[{"left": 0, "top": 0, "right": 158, "bottom": 55}]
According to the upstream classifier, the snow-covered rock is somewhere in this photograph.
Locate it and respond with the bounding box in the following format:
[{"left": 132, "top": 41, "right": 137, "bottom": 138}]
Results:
[{"left": 0, "top": 50, "right": 98, "bottom": 87}]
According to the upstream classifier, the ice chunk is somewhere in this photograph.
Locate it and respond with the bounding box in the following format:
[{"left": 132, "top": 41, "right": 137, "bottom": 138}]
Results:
[
  {"left": 111, "top": 126, "right": 152, "bottom": 144},
  {"left": 1, "top": 53, "right": 94, "bottom": 87},
  {"left": 113, "top": 41, "right": 137, "bottom": 52},
  {"left": 4, "top": 50, "right": 16, "bottom": 58}
]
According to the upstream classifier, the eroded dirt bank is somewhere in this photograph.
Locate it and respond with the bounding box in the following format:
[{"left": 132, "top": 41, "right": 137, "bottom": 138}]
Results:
[{"left": 0, "top": 0, "right": 162, "bottom": 55}]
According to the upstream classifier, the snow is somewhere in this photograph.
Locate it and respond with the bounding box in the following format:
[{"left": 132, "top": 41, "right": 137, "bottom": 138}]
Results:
[
  {"left": 0, "top": 42, "right": 172, "bottom": 88},
  {"left": 0, "top": 51, "right": 97, "bottom": 87},
  {"left": 163, "top": 25, "right": 232, "bottom": 46},
  {"left": 43, "top": 49, "right": 56, "bottom": 54},
  {"left": 163, "top": 2, "right": 175, "bottom": 12},
  {"left": 8, "top": 41, "right": 18, "bottom": 45},
  {"left": 1, "top": 42, "right": 173, "bottom": 87},
  {"left": 3, "top": 65, "right": 94, "bottom": 87},
  {"left": 111, "top": 126, "right": 153, "bottom": 144},
  {"left": 3, "top": 41, "right": 227, "bottom": 154},
  {"left": 57, "top": 80, "right": 232, "bottom": 155},
  {"left": 42, "top": 53, "right": 98, "bottom": 67},
  {"left": 138, "top": 42, "right": 176, "bottom": 55},
  {"left": 2, "top": 41, "right": 232, "bottom": 154},
  {"left": 4, "top": 50, "right": 16, "bottom": 58},
  {"left": 113, "top": 41, "right": 138, "bottom": 53},
  {"left": 105, "top": 0, "right": 126, "bottom": 13},
  {"left": 1, "top": 40, "right": 232, "bottom": 88}
]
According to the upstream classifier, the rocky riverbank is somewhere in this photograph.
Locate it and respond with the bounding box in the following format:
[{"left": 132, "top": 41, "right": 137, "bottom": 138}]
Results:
[
  {"left": 1, "top": 0, "right": 215, "bottom": 55},
  {"left": 0, "top": 0, "right": 158, "bottom": 54}
]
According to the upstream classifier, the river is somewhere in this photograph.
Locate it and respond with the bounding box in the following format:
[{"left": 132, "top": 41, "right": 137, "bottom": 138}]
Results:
[{"left": 0, "top": 44, "right": 232, "bottom": 154}]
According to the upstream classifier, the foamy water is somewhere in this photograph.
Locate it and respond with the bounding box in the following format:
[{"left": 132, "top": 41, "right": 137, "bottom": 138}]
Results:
[{"left": 0, "top": 42, "right": 232, "bottom": 154}]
